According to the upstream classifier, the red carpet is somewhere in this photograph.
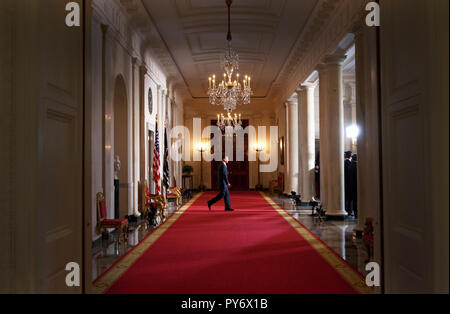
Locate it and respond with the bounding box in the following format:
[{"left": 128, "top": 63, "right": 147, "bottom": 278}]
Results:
[{"left": 94, "top": 192, "right": 370, "bottom": 294}]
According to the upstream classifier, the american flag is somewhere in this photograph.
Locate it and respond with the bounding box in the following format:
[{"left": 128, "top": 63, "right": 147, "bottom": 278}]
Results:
[
  {"left": 163, "top": 127, "right": 170, "bottom": 190},
  {"left": 153, "top": 122, "right": 161, "bottom": 194}
]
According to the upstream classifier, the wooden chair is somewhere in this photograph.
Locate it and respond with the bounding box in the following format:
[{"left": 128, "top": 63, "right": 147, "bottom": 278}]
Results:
[
  {"left": 174, "top": 177, "right": 186, "bottom": 202},
  {"left": 269, "top": 178, "right": 277, "bottom": 195},
  {"left": 269, "top": 173, "right": 284, "bottom": 196},
  {"left": 138, "top": 180, "right": 150, "bottom": 219},
  {"left": 167, "top": 187, "right": 181, "bottom": 205},
  {"left": 140, "top": 180, "right": 167, "bottom": 226},
  {"left": 96, "top": 192, "right": 128, "bottom": 243}
]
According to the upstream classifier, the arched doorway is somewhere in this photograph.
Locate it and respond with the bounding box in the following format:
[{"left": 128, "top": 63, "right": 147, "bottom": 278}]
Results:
[{"left": 113, "top": 75, "right": 130, "bottom": 218}]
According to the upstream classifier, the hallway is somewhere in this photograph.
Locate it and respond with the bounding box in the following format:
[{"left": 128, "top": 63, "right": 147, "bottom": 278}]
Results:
[
  {"left": 93, "top": 192, "right": 370, "bottom": 294},
  {"left": 1, "top": 0, "right": 448, "bottom": 295}
]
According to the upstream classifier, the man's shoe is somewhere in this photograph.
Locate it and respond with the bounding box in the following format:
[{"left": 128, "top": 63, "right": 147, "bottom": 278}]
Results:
[
  {"left": 207, "top": 202, "right": 212, "bottom": 211},
  {"left": 225, "top": 208, "right": 235, "bottom": 212}
]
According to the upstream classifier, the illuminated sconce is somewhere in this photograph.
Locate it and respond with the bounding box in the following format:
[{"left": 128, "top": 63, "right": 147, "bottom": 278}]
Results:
[
  {"left": 346, "top": 124, "right": 360, "bottom": 147},
  {"left": 254, "top": 142, "right": 265, "bottom": 153},
  {"left": 196, "top": 142, "right": 210, "bottom": 153}
]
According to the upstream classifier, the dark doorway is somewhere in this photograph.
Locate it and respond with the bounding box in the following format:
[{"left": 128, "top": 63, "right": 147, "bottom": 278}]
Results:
[{"left": 211, "top": 120, "right": 250, "bottom": 191}]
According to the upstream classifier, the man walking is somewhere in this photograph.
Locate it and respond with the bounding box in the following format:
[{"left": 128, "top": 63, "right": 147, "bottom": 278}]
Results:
[{"left": 207, "top": 156, "right": 234, "bottom": 212}]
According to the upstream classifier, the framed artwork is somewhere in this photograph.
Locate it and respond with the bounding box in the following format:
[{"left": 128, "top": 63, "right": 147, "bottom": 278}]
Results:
[
  {"left": 279, "top": 136, "right": 285, "bottom": 166},
  {"left": 148, "top": 88, "right": 153, "bottom": 114}
]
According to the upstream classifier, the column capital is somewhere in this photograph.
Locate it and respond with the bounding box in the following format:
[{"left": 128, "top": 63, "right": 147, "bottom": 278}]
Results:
[
  {"left": 285, "top": 99, "right": 297, "bottom": 107},
  {"left": 315, "top": 63, "right": 327, "bottom": 73},
  {"left": 301, "top": 83, "right": 317, "bottom": 90},
  {"left": 323, "top": 54, "right": 347, "bottom": 66},
  {"left": 139, "top": 65, "right": 147, "bottom": 75}
]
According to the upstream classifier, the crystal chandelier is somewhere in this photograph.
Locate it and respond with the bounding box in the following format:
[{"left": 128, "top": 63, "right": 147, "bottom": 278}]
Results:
[
  {"left": 216, "top": 112, "right": 243, "bottom": 131},
  {"left": 207, "top": 0, "right": 253, "bottom": 113}
]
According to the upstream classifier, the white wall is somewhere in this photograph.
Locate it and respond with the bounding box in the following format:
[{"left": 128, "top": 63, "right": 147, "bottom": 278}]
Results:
[{"left": 88, "top": 0, "right": 184, "bottom": 241}]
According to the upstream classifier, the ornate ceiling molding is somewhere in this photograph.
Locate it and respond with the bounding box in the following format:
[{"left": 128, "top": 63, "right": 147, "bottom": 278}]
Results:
[
  {"left": 140, "top": 0, "right": 316, "bottom": 104},
  {"left": 270, "top": 0, "right": 366, "bottom": 104},
  {"left": 98, "top": 0, "right": 366, "bottom": 114},
  {"left": 93, "top": 0, "right": 191, "bottom": 101}
]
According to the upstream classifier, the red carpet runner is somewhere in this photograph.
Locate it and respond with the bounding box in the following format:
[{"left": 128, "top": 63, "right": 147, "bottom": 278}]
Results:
[{"left": 93, "top": 192, "right": 371, "bottom": 294}]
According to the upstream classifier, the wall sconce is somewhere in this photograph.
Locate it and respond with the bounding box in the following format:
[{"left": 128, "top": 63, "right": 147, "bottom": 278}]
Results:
[
  {"left": 346, "top": 124, "right": 360, "bottom": 152},
  {"left": 254, "top": 143, "right": 265, "bottom": 153},
  {"left": 196, "top": 142, "right": 210, "bottom": 153},
  {"left": 346, "top": 124, "right": 360, "bottom": 143}
]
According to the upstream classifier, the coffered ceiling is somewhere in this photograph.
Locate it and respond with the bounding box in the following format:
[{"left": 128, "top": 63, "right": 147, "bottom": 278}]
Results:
[{"left": 142, "top": 0, "right": 319, "bottom": 101}]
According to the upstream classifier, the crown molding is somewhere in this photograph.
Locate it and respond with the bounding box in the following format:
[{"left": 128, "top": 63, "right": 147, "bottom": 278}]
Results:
[
  {"left": 94, "top": 0, "right": 366, "bottom": 113},
  {"left": 271, "top": 0, "right": 366, "bottom": 105},
  {"left": 92, "top": 0, "right": 191, "bottom": 102}
]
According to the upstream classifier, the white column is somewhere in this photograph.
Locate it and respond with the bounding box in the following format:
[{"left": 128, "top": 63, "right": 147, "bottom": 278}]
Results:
[
  {"left": 286, "top": 100, "right": 299, "bottom": 194},
  {"left": 317, "top": 64, "right": 329, "bottom": 209},
  {"left": 131, "top": 57, "right": 138, "bottom": 216},
  {"left": 167, "top": 96, "right": 172, "bottom": 187},
  {"left": 353, "top": 24, "right": 380, "bottom": 232},
  {"left": 295, "top": 90, "right": 303, "bottom": 195},
  {"left": 160, "top": 89, "right": 166, "bottom": 183},
  {"left": 139, "top": 65, "right": 147, "bottom": 184},
  {"left": 284, "top": 102, "right": 289, "bottom": 194},
  {"left": 324, "top": 54, "right": 347, "bottom": 218},
  {"left": 298, "top": 84, "right": 316, "bottom": 202}
]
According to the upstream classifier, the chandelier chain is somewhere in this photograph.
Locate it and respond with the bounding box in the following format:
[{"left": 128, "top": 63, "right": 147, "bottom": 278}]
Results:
[{"left": 207, "top": 0, "right": 253, "bottom": 113}]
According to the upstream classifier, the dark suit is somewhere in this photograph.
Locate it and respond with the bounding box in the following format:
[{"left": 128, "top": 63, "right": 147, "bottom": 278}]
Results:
[
  {"left": 349, "top": 160, "right": 358, "bottom": 217},
  {"left": 209, "top": 162, "right": 231, "bottom": 210},
  {"left": 344, "top": 159, "right": 352, "bottom": 215}
]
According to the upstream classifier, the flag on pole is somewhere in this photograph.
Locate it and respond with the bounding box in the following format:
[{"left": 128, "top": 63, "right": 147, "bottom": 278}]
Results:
[
  {"left": 163, "top": 126, "right": 170, "bottom": 190},
  {"left": 153, "top": 122, "right": 161, "bottom": 195}
]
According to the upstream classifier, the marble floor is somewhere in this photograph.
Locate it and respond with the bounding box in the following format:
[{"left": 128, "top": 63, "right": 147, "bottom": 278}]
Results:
[
  {"left": 271, "top": 196, "right": 369, "bottom": 275},
  {"left": 92, "top": 204, "right": 179, "bottom": 281},
  {"left": 92, "top": 193, "right": 368, "bottom": 282}
]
